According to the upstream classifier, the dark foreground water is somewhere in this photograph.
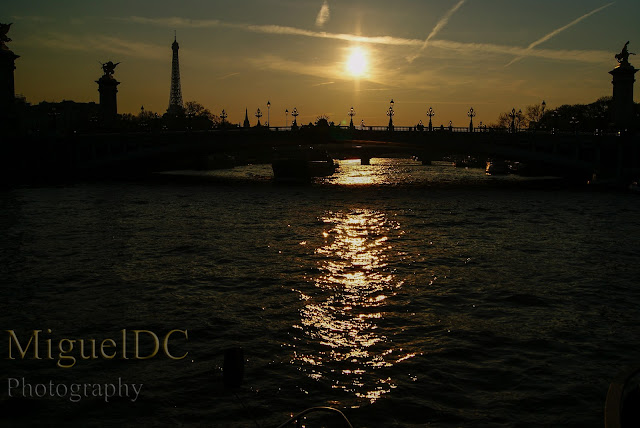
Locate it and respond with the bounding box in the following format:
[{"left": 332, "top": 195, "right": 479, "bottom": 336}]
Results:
[{"left": 2, "top": 160, "right": 639, "bottom": 427}]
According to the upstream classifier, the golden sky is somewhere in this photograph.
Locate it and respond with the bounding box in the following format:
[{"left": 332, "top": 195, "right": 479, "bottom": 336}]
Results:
[{"left": 5, "top": 0, "right": 640, "bottom": 126}]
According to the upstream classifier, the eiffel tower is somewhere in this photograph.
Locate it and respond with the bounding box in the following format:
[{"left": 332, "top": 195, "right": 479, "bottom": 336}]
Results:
[{"left": 167, "top": 32, "right": 184, "bottom": 115}]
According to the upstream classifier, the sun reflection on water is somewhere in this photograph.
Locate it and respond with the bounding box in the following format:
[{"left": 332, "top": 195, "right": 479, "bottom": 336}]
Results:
[{"left": 292, "top": 209, "right": 412, "bottom": 403}]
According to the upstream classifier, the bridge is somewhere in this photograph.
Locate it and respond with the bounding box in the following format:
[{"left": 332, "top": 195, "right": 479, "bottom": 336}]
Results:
[{"left": 3, "top": 126, "right": 639, "bottom": 183}]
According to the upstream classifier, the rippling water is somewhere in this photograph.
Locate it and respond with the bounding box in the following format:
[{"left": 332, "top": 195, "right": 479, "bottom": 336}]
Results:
[{"left": 2, "top": 159, "right": 639, "bottom": 427}]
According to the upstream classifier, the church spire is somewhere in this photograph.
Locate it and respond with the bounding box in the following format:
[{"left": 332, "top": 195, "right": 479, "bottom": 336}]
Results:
[{"left": 243, "top": 108, "right": 251, "bottom": 128}]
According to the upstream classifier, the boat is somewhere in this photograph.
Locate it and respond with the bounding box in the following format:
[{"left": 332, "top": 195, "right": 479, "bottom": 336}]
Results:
[
  {"left": 486, "top": 160, "right": 509, "bottom": 175},
  {"left": 272, "top": 147, "right": 337, "bottom": 182},
  {"left": 454, "top": 155, "right": 483, "bottom": 169}
]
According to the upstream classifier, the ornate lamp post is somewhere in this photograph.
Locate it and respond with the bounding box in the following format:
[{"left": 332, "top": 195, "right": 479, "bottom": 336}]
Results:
[
  {"left": 348, "top": 106, "right": 356, "bottom": 129},
  {"left": 221, "top": 109, "right": 227, "bottom": 127},
  {"left": 255, "top": 108, "right": 262, "bottom": 127},
  {"left": 427, "top": 106, "right": 435, "bottom": 131},
  {"left": 509, "top": 108, "right": 521, "bottom": 133},
  {"left": 448, "top": 120, "right": 452, "bottom": 132},
  {"left": 291, "top": 107, "right": 299, "bottom": 129},
  {"left": 467, "top": 107, "right": 476, "bottom": 132},
  {"left": 361, "top": 119, "right": 365, "bottom": 130},
  {"left": 267, "top": 100, "right": 271, "bottom": 128},
  {"left": 387, "top": 99, "right": 395, "bottom": 131},
  {"left": 285, "top": 109, "right": 289, "bottom": 127}
]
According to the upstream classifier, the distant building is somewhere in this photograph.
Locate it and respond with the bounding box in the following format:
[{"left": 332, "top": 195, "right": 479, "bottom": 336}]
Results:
[{"left": 22, "top": 100, "right": 99, "bottom": 134}]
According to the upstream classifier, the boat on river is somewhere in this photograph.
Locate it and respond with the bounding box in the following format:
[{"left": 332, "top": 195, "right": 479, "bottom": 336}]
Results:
[
  {"left": 486, "top": 160, "right": 509, "bottom": 175},
  {"left": 272, "top": 147, "right": 337, "bottom": 182}
]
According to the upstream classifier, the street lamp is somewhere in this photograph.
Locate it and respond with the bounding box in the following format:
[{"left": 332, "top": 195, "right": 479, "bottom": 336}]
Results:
[
  {"left": 267, "top": 100, "right": 271, "bottom": 128},
  {"left": 509, "top": 108, "right": 521, "bottom": 133},
  {"left": 427, "top": 106, "right": 435, "bottom": 132},
  {"left": 291, "top": 107, "right": 299, "bottom": 129},
  {"left": 221, "top": 109, "right": 227, "bottom": 127},
  {"left": 285, "top": 109, "right": 289, "bottom": 127},
  {"left": 387, "top": 99, "right": 395, "bottom": 131},
  {"left": 467, "top": 107, "right": 476, "bottom": 132},
  {"left": 255, "top": 108, "right": 262, "bottom": 127},
  {"left": 348, "top": 106, "right": 356, "bottom": 129}
]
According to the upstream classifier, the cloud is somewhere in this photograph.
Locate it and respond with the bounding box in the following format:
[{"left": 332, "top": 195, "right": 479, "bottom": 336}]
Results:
[
  {"left": 315, "top": 1, "right": 330, "bottom": 28},
  {"left": 26, "top": 32, "right": 166, "bottom": 60},
  {"left": 312, "top": 81, "right": 335, "bottom": 87},
  {"left": 506, "top": 2, "right": 615, "bottom": 66},
  {"left": 218, "top": 72, "right": 240, "bottom": 80},
  {"left": 119, "top": 15, "right": 610, "bottom": 64},
  {"left": 11, "top": 15, "right": 54, "bottom": 23}
]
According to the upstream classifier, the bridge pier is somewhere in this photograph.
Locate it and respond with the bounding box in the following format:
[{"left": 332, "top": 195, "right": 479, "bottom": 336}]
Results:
[{"left": 361, "top": 156, "right": 370, "bottom": 165}]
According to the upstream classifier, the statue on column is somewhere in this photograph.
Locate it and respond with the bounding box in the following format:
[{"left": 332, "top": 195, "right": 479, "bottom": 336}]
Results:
[
  {"left": 101, "top": 61, "right": 120, "bottom": 78},
  {"left": 615, "top": 41, "right": 635, "bottom": 66},
  {"left": 0, "top": 23, "right": 12, "bottom": 48}
]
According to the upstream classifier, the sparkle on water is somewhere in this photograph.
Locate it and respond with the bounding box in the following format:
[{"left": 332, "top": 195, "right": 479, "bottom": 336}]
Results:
[{"left": 292, "top": 209, "right": 415, "bottom": 403}]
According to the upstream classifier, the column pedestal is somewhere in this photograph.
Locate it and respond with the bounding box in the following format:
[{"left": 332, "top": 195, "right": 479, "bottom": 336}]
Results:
[
  {"left": 96, "top": 75, "right": 120, "bottom": 125},
  {"left": 0, "top": 46, "right": 19, "bottom": 121},
  {"left": 609, "top": 63, "right": 638, "bottom": 131}
]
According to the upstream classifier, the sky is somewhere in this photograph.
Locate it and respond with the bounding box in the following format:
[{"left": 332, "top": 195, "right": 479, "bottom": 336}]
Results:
[{"left": 4, "top": 0, "right": 640, "bottom": 127}]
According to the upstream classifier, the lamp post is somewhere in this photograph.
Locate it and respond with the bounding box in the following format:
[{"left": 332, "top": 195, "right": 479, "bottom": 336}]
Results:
[
  {"left": 221, "top": 109, "right": 227, "bottom": 127},
  {"left": 267, "top": 100, "right": 271, "bottom": 129},
  {"left": 509, "top": 108, "right": 521, "bottom": 133},
  {"left": 285, "top": 109, "right": 289, "bottom": 128},
  {"left": 427, "top": 106, "right": 435, "bottom": 132},
  {"left": 551, "top": 110, "right": 559, "bottom": 134},
  {"left": 361, "top": 119, "right": 365, "bottom": 130},
  {"left": 387, "top": 99, "right": 395, "bottom": 131},
  {"left": 348, "top": 106, "right": 356, "bottom": 129},
  {"left": 467, "top": 107, "right": 476, "bottom": 132},
  {"left": 291, "top": 107, "right": 299, "bottom": 129},
  {"left": 255, "top": 108, "right": 262, "bottom": 127}
]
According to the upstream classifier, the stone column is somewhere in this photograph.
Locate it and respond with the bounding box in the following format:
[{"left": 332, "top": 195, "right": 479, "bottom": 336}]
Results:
[
  {"left": 0, "top": 27, "right": 19, "bottom": 120},
  {"left": 609, "top": 43, "right": 638, "bottom": 131},
  {"left": 96, "top": 74, "right": 120, "bottom": 125}
]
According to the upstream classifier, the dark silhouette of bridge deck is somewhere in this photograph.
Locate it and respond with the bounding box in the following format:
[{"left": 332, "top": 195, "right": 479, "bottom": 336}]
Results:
[{"left": 3, "top": 127, "right": 639, "bottom": 183}]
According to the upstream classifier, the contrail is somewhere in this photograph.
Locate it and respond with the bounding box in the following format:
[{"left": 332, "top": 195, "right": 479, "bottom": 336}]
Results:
[
  {"left": 506, "top": 2, "right": 614, "bottom": 66},
  {"left": 408, "top": 0, "right": 466, "bottom": 62},
  {"left": 316, "top": 1, "right": 330, "bottom": 28}
]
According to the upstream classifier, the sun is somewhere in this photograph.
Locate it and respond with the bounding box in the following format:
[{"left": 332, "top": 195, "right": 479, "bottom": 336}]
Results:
[{"left": 346, "top": 47, "right": 368, "bottom": 77}]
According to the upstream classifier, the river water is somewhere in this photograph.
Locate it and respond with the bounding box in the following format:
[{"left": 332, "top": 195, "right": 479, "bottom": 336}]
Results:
[{"left": 1, "top": 159, "right": 639, "bottom": 427}]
